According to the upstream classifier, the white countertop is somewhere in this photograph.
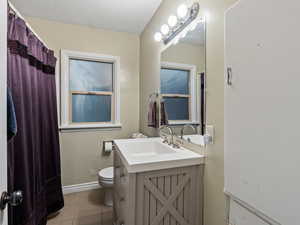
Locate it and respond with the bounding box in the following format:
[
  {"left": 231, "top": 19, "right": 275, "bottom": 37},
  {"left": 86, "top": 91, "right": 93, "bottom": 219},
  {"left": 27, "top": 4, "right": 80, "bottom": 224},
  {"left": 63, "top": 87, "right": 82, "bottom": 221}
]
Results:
[{"left": 113, "top": 138, "right": 205, "bottom": 173}]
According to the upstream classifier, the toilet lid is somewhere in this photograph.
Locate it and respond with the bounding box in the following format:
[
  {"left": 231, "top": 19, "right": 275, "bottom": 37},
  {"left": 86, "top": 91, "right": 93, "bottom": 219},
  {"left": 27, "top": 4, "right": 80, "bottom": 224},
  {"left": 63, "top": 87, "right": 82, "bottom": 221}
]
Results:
[{"left": 99, "top": 167, "right": 114, "bottom": 180}]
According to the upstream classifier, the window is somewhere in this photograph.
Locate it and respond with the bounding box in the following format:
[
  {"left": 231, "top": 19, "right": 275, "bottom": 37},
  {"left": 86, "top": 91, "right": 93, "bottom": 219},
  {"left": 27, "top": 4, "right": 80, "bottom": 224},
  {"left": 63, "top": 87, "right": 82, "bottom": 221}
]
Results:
[
  {"left": 160, "top": 62, "right": 198, "bottom": 124},
  {"left": 60, "top": 50, "right": 120, "bottom": 129}
]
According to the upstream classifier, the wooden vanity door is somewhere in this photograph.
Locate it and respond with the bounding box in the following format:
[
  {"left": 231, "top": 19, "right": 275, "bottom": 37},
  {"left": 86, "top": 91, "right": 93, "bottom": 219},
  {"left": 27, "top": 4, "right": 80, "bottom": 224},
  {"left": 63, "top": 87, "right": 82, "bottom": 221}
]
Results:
[{"left": 135, "top": 166, "right": 203, "bottom": 225}]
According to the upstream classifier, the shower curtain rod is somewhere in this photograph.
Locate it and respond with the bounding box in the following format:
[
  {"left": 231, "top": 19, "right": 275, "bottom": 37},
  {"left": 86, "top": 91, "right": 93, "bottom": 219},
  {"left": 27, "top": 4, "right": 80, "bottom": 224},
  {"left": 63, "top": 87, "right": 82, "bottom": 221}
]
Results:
[{"left": 8, "top": 1, "right": 50, "bottom": 49}]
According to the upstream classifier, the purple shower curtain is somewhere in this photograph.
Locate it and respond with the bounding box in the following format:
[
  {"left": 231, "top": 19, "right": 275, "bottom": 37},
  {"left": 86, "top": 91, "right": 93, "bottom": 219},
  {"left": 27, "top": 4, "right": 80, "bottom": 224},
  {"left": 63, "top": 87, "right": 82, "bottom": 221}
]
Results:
[{"left": 7, "top": 13, "right": 64, "bottom": 225}]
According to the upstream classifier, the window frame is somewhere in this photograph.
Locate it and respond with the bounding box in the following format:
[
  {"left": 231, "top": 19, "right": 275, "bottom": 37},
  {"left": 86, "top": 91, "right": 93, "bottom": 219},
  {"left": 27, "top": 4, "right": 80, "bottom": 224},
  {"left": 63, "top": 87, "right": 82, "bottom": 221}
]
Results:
[
  {"left": 161, "top": 61, "right": 199, "bottom": 125},
  {"left": 60, "top": 50, "right": 121, "bottom": 130}
]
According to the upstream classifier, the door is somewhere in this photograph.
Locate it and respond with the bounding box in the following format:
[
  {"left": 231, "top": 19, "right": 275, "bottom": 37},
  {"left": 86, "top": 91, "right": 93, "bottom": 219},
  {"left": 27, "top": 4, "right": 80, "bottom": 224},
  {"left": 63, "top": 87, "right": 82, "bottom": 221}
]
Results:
[
  {"left": 0, "top": 0, "right": 7, "bottom": 225},
  {"left": 225, "top": 0, "right": 300, "bottom": 224}
]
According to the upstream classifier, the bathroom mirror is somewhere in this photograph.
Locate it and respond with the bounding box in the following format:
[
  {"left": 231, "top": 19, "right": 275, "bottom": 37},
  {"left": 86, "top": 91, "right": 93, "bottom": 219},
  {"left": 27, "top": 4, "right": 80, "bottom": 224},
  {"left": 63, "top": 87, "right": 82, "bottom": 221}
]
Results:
[{"left": 160, "top": 21, "right": 206, "bottom": 146}]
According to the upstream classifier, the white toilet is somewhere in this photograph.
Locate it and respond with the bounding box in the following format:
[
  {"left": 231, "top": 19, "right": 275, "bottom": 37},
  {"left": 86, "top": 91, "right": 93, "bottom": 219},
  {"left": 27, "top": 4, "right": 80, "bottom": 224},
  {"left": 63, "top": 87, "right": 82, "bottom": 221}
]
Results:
[{"left": 98, "top": 167, "right": 114, "bottom": 206}]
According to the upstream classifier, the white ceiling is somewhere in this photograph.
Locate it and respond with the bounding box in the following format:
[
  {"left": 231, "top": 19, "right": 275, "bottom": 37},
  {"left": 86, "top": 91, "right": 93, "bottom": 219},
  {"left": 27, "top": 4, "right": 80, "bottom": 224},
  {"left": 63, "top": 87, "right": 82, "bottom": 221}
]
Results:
[{"left": 10, "top": 0, "right": 162, "bottom": 34}]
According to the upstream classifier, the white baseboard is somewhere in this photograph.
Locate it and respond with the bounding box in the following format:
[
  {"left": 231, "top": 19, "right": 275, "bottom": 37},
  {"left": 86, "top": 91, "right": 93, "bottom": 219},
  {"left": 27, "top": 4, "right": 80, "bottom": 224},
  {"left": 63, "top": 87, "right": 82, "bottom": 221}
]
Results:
[{"left": 63, "top": 181, "right": 100, "bottom": 195}]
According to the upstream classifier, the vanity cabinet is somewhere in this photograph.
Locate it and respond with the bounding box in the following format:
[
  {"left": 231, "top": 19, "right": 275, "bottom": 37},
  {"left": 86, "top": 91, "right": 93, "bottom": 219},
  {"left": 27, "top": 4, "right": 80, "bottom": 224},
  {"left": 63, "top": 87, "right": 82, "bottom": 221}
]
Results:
[{"left": 113, "top": 148, "right": 204, "bottom": 225}]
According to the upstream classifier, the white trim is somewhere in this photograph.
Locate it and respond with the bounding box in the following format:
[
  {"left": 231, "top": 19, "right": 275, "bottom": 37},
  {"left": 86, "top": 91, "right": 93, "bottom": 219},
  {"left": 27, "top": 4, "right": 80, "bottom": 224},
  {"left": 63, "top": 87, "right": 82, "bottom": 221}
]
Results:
[
  {"left": 168, "top": 121, "right": 199, "bottom": 125},
  {"left": 225, "top": 190, "right": 281, "bottom": 225},
  {"left": 60, "top": 50, "right": 121, "bottom": 130},
  {"left": 0, "top": 1, "right": 8, "bottom": 225},
  {"left": 60, "top": 123, "right": 122, "bottom": 130},
  {"left": 63, "top": 181, "right": 100, "bottom": 195},
  {"left": 161, "top": 62, "right": 199, "bottom": 123}
]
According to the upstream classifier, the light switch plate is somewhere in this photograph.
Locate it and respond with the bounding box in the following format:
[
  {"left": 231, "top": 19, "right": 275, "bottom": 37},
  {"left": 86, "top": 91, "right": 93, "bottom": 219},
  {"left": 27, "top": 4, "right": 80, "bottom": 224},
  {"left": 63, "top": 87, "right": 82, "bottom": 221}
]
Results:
[{"left": 205, "top": 125, "right": 214, "bottom": 144}]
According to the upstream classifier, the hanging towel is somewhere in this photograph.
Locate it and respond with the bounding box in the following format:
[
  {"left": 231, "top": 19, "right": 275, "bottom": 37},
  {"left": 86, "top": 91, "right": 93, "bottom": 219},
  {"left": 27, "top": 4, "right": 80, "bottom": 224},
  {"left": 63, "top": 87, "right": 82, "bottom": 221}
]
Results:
[
  {"left": 148, "top": 99, "right": 158, "bottom": 128},
  {"left": 160, "top": 100, "right": 169, "bottom": 126},
  {"left": 148, "top": 98, "right": 169, "bottom": 128},
  {"left": 7, "top": 88, "right": 17, "bottom": 141}
]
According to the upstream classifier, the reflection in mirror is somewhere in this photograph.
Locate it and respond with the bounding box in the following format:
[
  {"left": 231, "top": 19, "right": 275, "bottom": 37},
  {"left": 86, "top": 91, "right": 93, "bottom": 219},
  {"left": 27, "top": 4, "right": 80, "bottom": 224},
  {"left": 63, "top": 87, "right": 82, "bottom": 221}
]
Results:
[{"left": 160, "top": 22, "right": 206, "bottom": 146}]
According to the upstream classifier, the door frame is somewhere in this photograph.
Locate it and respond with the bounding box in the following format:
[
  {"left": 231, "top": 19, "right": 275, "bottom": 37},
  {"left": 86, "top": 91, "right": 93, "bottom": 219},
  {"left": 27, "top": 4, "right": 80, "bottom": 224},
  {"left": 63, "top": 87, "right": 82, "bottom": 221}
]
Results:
[{"left": 0, "top": 0, "right": 7, "bottom": 225}]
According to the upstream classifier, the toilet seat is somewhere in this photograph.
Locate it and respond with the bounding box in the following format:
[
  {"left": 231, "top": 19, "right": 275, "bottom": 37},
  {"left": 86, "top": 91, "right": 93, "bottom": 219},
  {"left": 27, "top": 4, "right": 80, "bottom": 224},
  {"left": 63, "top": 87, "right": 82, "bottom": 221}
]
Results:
[{"left": 98, "top": 167, "right": 114, "bottom": 181}]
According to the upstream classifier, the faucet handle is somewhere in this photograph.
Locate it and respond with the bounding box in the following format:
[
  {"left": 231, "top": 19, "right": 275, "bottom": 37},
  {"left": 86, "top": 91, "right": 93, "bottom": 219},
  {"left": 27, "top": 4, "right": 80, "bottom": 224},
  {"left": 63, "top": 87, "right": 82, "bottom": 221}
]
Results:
[
  {"left": 172, "top": 143, "right": 180, "bottom": 149},
  {"left": 181, "top": 124, "right": 197, "bottom": 139},
  {"left": 162, "top": 136, "right": 168, "bottom": 144}
]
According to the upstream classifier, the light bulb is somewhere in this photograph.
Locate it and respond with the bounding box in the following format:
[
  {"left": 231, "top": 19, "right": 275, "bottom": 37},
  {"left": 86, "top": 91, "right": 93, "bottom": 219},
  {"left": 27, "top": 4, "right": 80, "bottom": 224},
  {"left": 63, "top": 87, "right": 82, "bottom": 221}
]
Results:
[
  {"left": 168, "top": 15, "right": 178, "bottom": 27},
  {"left": 177, "top": 4, "right": 188, "bottom": 18},
  {"left": 161, "top": 24, "right": 170, "bottom": 35},
  {"left": 154, "top": 32, "right": 162, "bottom": 42}
]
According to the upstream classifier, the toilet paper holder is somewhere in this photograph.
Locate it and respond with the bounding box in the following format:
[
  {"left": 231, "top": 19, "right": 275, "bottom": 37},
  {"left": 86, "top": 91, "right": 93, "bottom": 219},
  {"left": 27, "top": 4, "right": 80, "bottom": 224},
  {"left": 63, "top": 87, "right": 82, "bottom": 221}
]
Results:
[{"left": 102, "top": 140, "right": 114, "bottom": 154}]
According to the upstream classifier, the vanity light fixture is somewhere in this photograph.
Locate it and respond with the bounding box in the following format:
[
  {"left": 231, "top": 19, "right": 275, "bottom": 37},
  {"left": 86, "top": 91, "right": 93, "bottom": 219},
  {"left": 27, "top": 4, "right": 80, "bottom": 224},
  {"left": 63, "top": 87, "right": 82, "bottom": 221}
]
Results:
[
  {"left": 181, "top": 31, "right": 187, "bottom": 38},
  {"left": 154, "top": 2, "right": 201, "bottom": 45},
  {"left": 154, "top": 32, "right": 163, "bottom": 42},
  {"left": 161, "top": 24, "right": 170, "bottom": 35},
  {"left": 177, "top": 4, "right": 188, "bottom": 18},
  {"left": 168, "top": 15, "right": 178, "bottom": 27}
]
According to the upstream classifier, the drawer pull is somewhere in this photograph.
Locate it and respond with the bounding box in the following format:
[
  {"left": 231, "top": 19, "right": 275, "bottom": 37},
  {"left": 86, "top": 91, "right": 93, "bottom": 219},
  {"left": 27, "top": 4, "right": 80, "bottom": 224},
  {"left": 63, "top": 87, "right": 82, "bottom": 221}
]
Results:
[{"left": 120, "top": 197, "right": 125, "bottom": 202}]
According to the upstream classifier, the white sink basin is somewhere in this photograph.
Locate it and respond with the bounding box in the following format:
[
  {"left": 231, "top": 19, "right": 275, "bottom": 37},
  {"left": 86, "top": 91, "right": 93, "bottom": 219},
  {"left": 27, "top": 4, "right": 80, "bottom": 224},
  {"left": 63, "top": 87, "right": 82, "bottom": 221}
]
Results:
[
  {"left": 183, "top": 134, "right": 205, "bottom": 146},
  {"left": 122, "top": 140, "right": 176, "bottom": 157},
  {"left": 114, "top": 138, "right": 204, "bottom": 173}
]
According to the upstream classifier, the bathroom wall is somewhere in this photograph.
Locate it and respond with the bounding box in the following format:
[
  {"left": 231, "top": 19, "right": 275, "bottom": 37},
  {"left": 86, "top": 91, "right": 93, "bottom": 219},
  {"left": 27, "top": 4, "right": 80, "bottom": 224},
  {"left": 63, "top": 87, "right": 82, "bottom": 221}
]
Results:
[
  {"left": 26, "top": 17, "right": 140, "bottom": 186},
  {"left": 139, "top": 0, "right": 237, "bottom": 225},
  {"left": 161, "top": 42, "right": 205, "bottom": 73}
]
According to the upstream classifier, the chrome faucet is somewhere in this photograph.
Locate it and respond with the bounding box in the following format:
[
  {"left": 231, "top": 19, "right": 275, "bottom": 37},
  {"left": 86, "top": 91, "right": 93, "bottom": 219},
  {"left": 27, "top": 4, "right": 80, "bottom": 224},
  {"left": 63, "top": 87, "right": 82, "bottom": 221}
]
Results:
[
  {"left": 180, "top": 124, "right": 197, "bottom": 139},
  {"left": 159, "top": 125, "right": 180, "bottom": 148}
]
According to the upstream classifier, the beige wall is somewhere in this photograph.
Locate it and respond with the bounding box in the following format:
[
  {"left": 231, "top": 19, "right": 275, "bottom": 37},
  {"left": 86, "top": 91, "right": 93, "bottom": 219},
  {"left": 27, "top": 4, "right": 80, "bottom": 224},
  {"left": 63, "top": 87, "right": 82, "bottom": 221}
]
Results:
[
  {"left": 162, "top": 42, "right": 205, "bottom": 73},
  {"left": 26, "top": 17, "right": 140, "bottom": 186},
  {"left": 139, "top": 1, "right": 237, "bottom": 225}
]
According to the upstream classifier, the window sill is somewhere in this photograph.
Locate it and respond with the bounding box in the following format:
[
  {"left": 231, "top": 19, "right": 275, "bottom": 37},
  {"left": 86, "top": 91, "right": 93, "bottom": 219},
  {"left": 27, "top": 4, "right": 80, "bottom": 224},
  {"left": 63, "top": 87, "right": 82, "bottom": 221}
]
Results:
[
  {"left": 168, "top": 121, "right": 200, "bottom": 126},
  {"left": 59, "top": 123, "right": 122, "bottom": 132}
]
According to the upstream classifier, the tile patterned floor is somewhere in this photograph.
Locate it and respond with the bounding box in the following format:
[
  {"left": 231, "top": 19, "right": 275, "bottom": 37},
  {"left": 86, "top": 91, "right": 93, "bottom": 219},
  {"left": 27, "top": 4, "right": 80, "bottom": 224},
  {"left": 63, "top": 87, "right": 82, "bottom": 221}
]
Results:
[{"left": 47, "top": 189, "right": 113, "bottom": 225}]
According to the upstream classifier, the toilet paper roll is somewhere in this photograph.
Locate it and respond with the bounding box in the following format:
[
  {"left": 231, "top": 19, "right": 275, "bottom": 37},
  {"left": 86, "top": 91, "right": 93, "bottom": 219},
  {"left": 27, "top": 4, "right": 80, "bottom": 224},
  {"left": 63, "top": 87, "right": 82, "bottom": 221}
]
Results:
[{"left": 103, "top": 142, "right": 113, "bottom": 153}]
